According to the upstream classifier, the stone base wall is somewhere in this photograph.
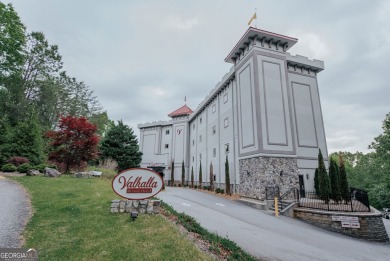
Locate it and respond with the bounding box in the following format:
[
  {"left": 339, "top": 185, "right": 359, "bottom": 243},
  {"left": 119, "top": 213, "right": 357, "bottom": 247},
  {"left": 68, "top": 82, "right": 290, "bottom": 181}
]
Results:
[
  {"left": 294, "top": 208, "right": 389, "bottom": 242},
  {"left": 239, "top": 156, "right": 299, "bottom": 199},
  {"left": 110, "top": 199, "right": 160, "bottom": 214}
]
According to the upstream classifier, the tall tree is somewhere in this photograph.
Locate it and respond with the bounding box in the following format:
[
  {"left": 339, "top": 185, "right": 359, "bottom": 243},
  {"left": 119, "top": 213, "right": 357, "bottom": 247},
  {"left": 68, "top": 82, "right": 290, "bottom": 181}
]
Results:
[
  {"left": 99, "top": 120, "right": 142, "bottom": 172},
  {"left": 314, "top": 168, "right": 319, "bottom": 195},
  {"left": 0, "top": 116, "right": 11, "bottom": 165},
  {"left": 318, "top": 149, "right": 330, "bottom": 202},
  {"left": 181, "top": 160, "right": 185, "bottom": 186},
  {"left": 225, "top": 155, "right": 231, "bottom": 195},
  {"left": 0, "top": 2, "right": 26, "bottom": 80},
  {"left": 170, "top": 160, "right": 174, "bottom": 186},
  {"left": 369, "top": 113, "right": 390, "bottom": 161},
  {"left": 329, "top": 158, "right": 340, "bottom": 202},
  {"left": 339, "top": 154, "right": 350, "bottom": 202},
  {"left": 199, "top": 161, "right": 202, "bottom": 189},
  {"left": 209, "top": 161, "right": 214, "bottom": 191},
  {"left": 46, "top": 115, "right": 99, "bottom": 173},
  {"left": 191, "top": 166, "right": 194, "bottom": 188}
]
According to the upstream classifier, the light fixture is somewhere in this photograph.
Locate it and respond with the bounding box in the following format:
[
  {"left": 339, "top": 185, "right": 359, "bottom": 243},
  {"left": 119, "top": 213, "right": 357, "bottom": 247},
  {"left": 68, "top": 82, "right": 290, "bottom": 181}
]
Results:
[
  {"left": 306, "top": 173, "right": 309, "bottom": 180},
  {"left": 131, "top": 211, "right": 138, "bottom": 221},
  {"left": 280, "top": 171, "right": 284, "bottom": 177}
]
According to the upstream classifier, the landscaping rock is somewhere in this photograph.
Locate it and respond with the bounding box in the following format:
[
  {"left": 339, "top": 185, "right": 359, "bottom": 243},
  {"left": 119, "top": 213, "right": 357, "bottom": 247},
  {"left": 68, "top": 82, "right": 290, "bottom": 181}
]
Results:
[
  {"left": 139, "top": 207, "right": 146, "bottom": 214},
  {"left": 74, "top": 172, "right": 92, "bottom": 178},
  {"left": 133, "top": 200, "right": 139, "bottom": 207},
  {"left": 139, "top": 200, "right": 148, "bottom": 205},
  {"left": 44, "top": 167, "right": 61, "bottom": 178},
  {"left": 27, "top": 169, "right": 40, "bottom": 176}
]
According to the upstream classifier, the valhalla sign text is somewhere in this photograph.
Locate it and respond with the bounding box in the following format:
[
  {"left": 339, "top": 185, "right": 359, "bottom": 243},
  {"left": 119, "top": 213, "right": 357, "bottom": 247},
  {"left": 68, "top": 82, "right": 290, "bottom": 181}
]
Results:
[{"left": 112, "top": 168, "right": 163, "bottom": 200}]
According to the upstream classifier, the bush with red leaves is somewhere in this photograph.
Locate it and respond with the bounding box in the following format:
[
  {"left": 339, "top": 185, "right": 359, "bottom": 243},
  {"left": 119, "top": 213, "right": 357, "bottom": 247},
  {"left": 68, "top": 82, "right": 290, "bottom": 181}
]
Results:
[
  {"left": 46, "top": 115, "right": 99, "bottom": 173},
  {"left": 7, "top": 156, "right": 30, "bottom": 167}
]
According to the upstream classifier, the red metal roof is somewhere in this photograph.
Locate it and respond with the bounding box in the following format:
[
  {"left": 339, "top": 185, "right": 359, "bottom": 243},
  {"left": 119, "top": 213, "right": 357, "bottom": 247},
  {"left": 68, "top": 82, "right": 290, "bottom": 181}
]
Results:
[{"left": 168, "top": 104, "right": 193, "bottom": 118}]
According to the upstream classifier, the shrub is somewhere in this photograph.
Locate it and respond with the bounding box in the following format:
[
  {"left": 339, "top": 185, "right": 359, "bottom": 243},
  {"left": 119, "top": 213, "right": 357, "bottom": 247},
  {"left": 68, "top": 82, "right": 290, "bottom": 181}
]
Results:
[
  {"left": 7, "top": 156, "right": 30, "bottom": 167},
  {"left": 34, "top": 164, "right": 47, "bottom": 172},
  {"left": 215, "top": 188, "right": 221, "bottom": 194},
  {"left": 2, "top": 163, "right": 16, "bottom": 172},
  {"left": 194, "top": 185, "right": 198, "bottom": 189},
  {"left": 17, "top": 163, "right": 31, "bottom": 173}
]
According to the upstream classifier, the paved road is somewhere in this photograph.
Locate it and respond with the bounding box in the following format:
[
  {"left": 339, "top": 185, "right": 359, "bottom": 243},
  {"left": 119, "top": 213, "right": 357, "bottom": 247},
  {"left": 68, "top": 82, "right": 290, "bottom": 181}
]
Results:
[
  {"left": 158, "top": 187, "right": 390, "bottom": 261},
  {"left": 0, "top": 176, "right": 31, "bottom": 247}
]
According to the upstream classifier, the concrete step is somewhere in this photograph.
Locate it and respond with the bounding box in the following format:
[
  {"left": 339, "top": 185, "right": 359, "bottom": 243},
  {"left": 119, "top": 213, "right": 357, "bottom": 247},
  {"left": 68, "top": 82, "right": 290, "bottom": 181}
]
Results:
[{"left": 236, "top": 197, "right": 267, "bottom": 210}]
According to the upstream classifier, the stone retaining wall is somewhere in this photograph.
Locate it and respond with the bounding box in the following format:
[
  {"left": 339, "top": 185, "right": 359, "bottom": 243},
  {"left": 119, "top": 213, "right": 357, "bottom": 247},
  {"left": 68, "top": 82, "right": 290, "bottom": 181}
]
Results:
[
  {"left": 239, "top": 156, "right": 299, "bottom": 199},
  {"left": 110, "top": 199, "right": 161, "bottom": 214},
  {"left": 294, "top": 208, "right": 389, "bottom": 242}
]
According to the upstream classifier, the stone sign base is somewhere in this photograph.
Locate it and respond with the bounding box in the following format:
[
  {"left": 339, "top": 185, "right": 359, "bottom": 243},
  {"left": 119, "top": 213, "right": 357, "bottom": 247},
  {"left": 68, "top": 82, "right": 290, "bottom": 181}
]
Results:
[{"left": 110, "top": 199, "right": 160, "bottom": 214}]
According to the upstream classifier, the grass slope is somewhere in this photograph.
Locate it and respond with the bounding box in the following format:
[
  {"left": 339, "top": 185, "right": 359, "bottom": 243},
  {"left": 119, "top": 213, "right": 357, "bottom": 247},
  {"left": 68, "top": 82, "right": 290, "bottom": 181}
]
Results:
[{"left": 11, "top": 176, "right": 211, "bottom": 261}]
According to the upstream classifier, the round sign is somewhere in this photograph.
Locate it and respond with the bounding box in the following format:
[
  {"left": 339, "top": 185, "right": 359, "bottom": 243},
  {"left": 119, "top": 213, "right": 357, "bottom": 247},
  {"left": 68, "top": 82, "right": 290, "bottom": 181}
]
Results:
[{"left": 112, "top": 168, "right": 164, "bottom": 200}]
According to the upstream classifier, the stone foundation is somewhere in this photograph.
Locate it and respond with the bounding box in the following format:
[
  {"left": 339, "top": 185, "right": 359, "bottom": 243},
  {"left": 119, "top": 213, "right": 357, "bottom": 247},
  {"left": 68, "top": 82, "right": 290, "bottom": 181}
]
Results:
[
  {"left": 239, "top": 156, "right": 299, "bottom": 199},
  {"left": 110, "top": 199, "right": 160, "bottom": 214},
  {"left": 294, "top": 208, "right": 389, "bottom": 242}
]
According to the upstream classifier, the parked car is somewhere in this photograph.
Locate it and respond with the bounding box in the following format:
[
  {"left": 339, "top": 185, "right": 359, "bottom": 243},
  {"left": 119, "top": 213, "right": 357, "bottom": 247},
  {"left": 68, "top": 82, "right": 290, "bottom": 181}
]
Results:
[{"left": 383, "top": 208, "right": 390, "bottom": 219}]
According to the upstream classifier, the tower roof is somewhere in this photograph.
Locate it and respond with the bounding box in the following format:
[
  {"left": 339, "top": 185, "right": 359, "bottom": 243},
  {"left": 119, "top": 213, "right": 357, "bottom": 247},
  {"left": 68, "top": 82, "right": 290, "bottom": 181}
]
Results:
[
  {"left": 168, "top": 104, "right": 193, "bottom": 118},
  {"left": 225, "top": 27, "right": 298, "bottom": 63}
]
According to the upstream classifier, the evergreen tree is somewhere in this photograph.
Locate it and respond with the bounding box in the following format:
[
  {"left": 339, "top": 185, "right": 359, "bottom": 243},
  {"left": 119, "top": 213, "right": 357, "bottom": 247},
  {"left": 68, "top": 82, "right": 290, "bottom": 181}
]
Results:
[
  {"left": 181, "top": 160, "right": 185, "bottom": 186},
  {"left": 2, "top": 113, "right": 45, "bottom": 165},
  {"left": 0, "top": 117, "right": 11, "bottom": 165},
  {"left": 191, "top": 166, "right": 194, "bottom": 188},
  {"left": 199, "top": 161, "right": 202, "bottom": 189},
  {"left": 329, "top": 158, "right": 340, "bottom": 202},
  {"left": 209, "top": 161, "right": 214, "bottom": 191},
  {"left": 225, "top": 155, "right": 231, "bottom": 195},
  {"left": 170, "top": 160, "right": 174, "bottom": 186},
  {"left": 318, "top": 149, "right": 330, "bottom": 202},
  {"left": 339, "top": 154, "right": 350, "bottom": 202},
  {"left": 314, "top": 168, "right": 319, "bottom": 195},
  {"left": 99, "top": 120, "right": 142, "bottom": 172}
]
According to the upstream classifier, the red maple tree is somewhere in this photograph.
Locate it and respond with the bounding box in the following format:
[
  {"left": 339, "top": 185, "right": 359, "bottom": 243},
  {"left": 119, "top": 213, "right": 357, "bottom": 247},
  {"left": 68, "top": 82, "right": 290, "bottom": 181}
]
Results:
[{"left": 46, "top": 115, "right": 99, "bottom": 173}]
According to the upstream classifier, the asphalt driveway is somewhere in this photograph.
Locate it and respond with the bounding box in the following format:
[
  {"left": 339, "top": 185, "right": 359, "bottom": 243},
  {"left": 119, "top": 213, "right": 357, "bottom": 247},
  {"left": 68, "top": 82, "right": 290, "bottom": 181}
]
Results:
[
  {"left": 158, "top": 187, "right": 390, "bottom": 261},
  {"left": 0, "top": 176, "right": 31, "bottom": 247}
]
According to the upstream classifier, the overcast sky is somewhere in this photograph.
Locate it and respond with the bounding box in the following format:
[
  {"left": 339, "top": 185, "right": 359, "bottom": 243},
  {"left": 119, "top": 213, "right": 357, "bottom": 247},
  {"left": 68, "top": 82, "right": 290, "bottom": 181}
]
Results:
[{"left": 5, "top": 0, "right": 390, "bottom": 154}]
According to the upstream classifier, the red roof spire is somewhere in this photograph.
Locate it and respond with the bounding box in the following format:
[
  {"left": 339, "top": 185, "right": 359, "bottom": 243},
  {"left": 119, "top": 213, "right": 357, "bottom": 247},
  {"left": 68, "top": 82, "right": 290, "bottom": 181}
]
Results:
[{"left": 168, "top": 104, "right": 193, "bottom": 118}]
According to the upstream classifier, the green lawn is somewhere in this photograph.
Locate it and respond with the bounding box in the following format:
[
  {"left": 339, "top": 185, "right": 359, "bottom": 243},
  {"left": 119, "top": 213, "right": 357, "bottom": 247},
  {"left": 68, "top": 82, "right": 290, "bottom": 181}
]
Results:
[{"left": 11, "top": 175, "right": 212, "bottom": 261}]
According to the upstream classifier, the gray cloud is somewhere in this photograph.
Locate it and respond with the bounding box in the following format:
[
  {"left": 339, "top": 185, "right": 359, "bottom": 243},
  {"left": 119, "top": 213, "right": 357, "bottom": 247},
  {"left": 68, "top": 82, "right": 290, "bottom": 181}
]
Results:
[{"left": 6, "top": 0, "right": 389, "bottom": 153}]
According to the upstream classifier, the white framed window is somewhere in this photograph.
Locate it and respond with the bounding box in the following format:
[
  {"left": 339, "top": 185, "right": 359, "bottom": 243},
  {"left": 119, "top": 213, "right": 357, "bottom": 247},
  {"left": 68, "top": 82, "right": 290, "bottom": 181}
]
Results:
[
  {"left": 224, "top": 118, "right": 229, "bottom": 128},
  {"left": 192, "top": 139, "right": 195, "bottom": 146},
  {"left": 212, "top": 125, "right": 216, "bottom": 135},
  {"left": 224, "top": 93, "right": 228, "bottom": 103},
  {"left": 192, "top": 156, "right": 194, "bottom": 162},
  {"left": 212, "top": 104, "right": 216, "bottom": 113},
  {"left": 193, "top": 123, "right": 195, "bottom": 130},
  {"left": 199, "top": 153, "right": 202, "bottom": 160},
  {"left": 166, "top": 130, "right": 170, "bottom": 135},
  {"left": 213, "top": 148, "right": 216, "bottom": 157},
  {"left": 165, "top": 144, "right": 169, "bottom": 149},
  {"left": 200, "top": 117, "right": 202, "bottom": 124},
  {"left": 199, "top": 135, "right": 202, "bottom": 143},
  {"left": 225, "top": 143, "right": 229, "bottom": 153}
]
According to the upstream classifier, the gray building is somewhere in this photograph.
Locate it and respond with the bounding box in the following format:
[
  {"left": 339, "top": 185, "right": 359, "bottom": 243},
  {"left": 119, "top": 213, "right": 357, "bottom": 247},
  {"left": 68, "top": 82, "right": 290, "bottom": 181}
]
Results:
[{"left": 138, "top": 27, "right": 328, "bottom": 199}]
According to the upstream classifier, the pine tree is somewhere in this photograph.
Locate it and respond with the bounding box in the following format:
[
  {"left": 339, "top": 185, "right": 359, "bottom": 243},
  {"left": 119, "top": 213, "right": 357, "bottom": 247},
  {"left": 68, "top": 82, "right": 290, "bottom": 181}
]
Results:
[
  {"left": 199, "top": 161, "right": 202, "bottom": 189},
  {"left": 181, "top": 160, "right": 185, "bottom": 186},
  {"left": 329, "top": 158, "right": 340, "bottom": 202},
  {"left": 191, "top": 166, "right": 194, "bottom": 188},
  {"left": 339, "top": 154, "right": 350, "bottom": 202},
  {"left": 209, "top": 161, "right": 214, "bottom": 191},
  {"left": 171, "top": 160, "right": 174, "bottom": 186},
  {"left": 314, "top": 168, "right": 319, "bottom": 195},
  {"left": 3, "top": 113, "right": 45, "bottom": 165},
  {"left": 225, "top": 155, "right": 231, "bottom": 195},
  {"left": 318, "top": 149, "right": 330, "bottom": 202},
  {"left": 99, "top": 120, "right": 142, "bottom": 172}
]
